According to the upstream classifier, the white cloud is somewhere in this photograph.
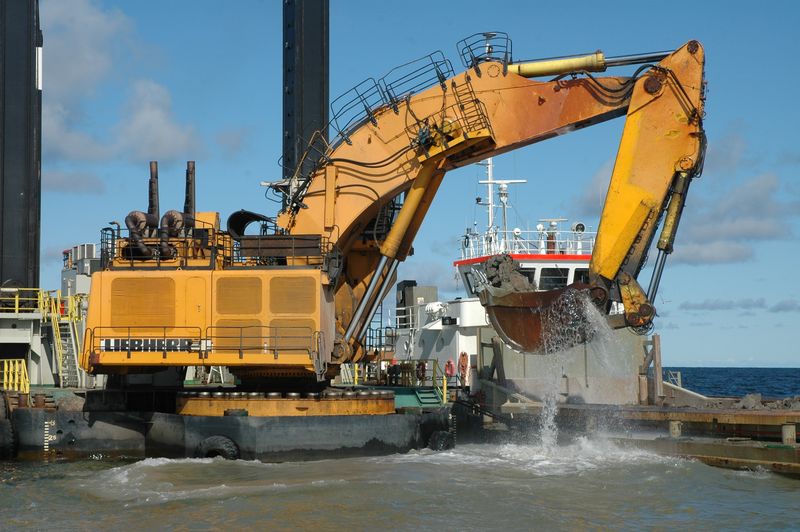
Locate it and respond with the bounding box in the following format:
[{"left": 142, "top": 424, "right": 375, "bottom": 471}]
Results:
[
  {"left": 115, "top": 80, "right": 201, "bottom": 162},
  {"left": 703, "top": 129, "right": 747, "bottom": 174},
  {"left": 670, "top": 241, "right": 753, "bottom": 265},
  {"left": 42, "top": 101, "right": 111, "bottom": 161},
  {"left": 679, "top": 298, "right": 766, "bottom": 311},
  {"left": 216, "top": 127, "right": 251, "bottom": 158},
  {"left": 43, "top": 169, "right": 106, "bottom": 194},
  {"left": 576, "top": 160, "right": 613, "bottom": 218},
  {"left": 671, "top": 173, "right": 798, "bottom": 265},
  {"left": 769, "top": 300, "right": 800, "bottom": 313},
  {"left": 40, "top": 1, "right": 199, "bottom": 165},
  {"left": 41, "top": 0, "right": 132, "bottom": 102},
  {"left": 397, "top": 260, "right": 461, "bottom": 297},
  {"left": 41, "top": 245, "right": 67, "bottom": 264}
]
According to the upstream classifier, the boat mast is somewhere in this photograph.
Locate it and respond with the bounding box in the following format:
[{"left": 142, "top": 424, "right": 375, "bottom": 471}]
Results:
[{"left": 478, "top": 158, "right": 525, "bottom": 252}]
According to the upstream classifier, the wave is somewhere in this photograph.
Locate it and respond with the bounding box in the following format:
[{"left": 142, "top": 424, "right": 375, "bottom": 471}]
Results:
[{"left": 375, "top": 435, "right": 682, "bottom": 478}]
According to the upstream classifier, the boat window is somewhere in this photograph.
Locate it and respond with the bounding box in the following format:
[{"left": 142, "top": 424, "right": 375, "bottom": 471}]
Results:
[
  {"left": 522, "top": 269, "right": 536, "bottom": 287},
  {"left": 464, "top": 271, "right": 476, "bottom": 295},
  {"left": 539, "top": 268, "right": 568, "bottom": 291},
  {"left": 573, "top": 268, "right": 590, "bottom": 284}
]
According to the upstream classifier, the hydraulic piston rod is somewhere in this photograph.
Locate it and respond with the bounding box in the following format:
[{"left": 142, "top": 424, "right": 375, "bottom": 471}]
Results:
[
  {"left": 508, "top": 49, "right": 672, "bottom": 79},
  {"left": 647, "top": 171, "right": 692, "bottom": 300}
]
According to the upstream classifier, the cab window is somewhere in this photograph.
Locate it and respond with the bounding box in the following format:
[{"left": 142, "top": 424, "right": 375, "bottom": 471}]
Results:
[
  {"left": 539, "top": 268, "right": 568, "bottom": 290},
  {"left": 573, "top": 268, "right": 590, "bottom": 284}
]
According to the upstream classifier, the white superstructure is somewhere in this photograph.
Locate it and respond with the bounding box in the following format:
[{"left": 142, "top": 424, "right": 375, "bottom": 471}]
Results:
[{"left": 391, "top": 158, "right": 646, "bottom": 406}]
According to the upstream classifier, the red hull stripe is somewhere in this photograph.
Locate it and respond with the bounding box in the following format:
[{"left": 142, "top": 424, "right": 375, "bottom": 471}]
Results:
[{"left": 453, "top": 254, "right": 591, "bottom": 266}]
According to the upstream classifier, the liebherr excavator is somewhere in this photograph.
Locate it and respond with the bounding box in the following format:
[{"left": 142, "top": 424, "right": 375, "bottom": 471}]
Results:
[{"left": 80, "top": 34, "right": 705, "bottom": 390}]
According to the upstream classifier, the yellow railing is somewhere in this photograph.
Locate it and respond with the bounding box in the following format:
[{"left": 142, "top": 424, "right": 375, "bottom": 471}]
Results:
[
  {"left": 0, "top": 287, "right": 43, "bottom": 314},
  {"left": 430, "top": 361, "right": 448, "bottom": 405},
  {"left": 1, "top": 359, "right": 30, "bottom": 394},
  {"left": 393, "top": 359, "right": 449, "bottom": 405},
  {"left": 1, "top": 288, "right": 85, "bottom": 387},
  {"left": 0, "top": 287, "right": 84, "bottom": 322},
  {"left": 50, "top": 309, "right": 65, "bottom": 384}
]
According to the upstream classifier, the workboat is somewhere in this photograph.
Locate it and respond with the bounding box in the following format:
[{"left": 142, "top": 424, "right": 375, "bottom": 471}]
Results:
[{"left": 389, "top": 158, "right": 649, "bottom": 406}]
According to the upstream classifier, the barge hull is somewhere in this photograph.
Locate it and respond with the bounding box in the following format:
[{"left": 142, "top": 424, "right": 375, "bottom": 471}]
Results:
[{"left": 11, "top": 407, "right": 451, "bottom": 461}]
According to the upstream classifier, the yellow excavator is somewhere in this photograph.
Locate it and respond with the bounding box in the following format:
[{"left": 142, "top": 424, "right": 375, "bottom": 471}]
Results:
[{"left": 80, "top": 34, "right": 705, "bottom": 391}]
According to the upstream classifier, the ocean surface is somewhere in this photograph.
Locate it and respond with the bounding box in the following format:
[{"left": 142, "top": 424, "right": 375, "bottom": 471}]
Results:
[
  {"left": 1, "top": 368, "right": 798, "bottom": 530},
  {"left": 666, "top": 367, "right": 800, "bottom": 399}
]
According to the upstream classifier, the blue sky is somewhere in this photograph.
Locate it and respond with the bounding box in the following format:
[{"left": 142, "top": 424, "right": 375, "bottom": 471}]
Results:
[{"left": 40, "top": 0, "right": 800, "bottom": 367}]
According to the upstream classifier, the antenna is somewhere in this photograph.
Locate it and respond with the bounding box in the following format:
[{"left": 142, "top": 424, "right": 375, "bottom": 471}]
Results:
[{"left": 477, "top": 157, "right": 526, "bottom": 251}]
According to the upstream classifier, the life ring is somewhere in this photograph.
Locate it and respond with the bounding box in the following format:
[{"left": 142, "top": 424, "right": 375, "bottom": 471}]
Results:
[
  {"left": 416, "top": 361, "right": 427, "bottom": 381},
  {"left": 444, "top": 359, "right": 456, "bottom": 378},
  {"left": 197, "top": 435, "right": 240, "bottom": 460}
]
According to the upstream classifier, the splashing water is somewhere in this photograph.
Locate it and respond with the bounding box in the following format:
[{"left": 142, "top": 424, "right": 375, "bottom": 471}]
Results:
[
  {"left": 538, "top": 392, "right": 558, "bottom": 450},
  {"left": 527, "top": 289, "right": 632, "bottom": 446},
  {"left": 540, "top": 288, "right": 598, "bottom": 355}
]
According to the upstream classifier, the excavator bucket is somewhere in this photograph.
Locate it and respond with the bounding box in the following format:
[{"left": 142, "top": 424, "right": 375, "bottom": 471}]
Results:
[{"left": 479, "top": 283, "right": 594, "bottom": 354}]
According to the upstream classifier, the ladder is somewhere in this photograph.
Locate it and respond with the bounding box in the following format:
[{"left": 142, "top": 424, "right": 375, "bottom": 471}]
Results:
[
  {"left": 339, "top": 363, "right": 355, "bottom": 385},
  {"left": 55, "top": 321, "right": 81, "bottom": 388},
  {"left": 414, "top": 388, "right": 442, "bottom": 406},
  {"left": 451, "top": 79, "right": 490, "bottom": 133}
]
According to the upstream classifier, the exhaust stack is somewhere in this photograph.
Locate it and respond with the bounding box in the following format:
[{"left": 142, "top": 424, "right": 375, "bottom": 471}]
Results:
[
  {"left": 159, "top": 161, "right": 197, "bottom": 258},
  {"left": 183, "top": 160, "right": 195, "bottom": 229},
  {"left": 146, "top": 161, "right": 160, "bottom": 228},
  {"left": 125, "top": 160, "right": 163, "bottom": 258}
]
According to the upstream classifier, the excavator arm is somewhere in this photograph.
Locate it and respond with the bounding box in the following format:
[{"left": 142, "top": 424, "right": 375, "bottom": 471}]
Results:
[
  {"left": 590, "top": 40, "right": 705, "bottom": 327},
  {"left": 482, "top": 41, "right": 706, "bottom": 352},
  {"left": 276, "top": 38, "right": 705, "bottom": 358}
]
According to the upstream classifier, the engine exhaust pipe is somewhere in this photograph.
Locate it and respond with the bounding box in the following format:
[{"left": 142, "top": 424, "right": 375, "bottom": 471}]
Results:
[
  {"left": 125, "top": 211, "right": 152, "bottom": 258},
  {"left": 124, "top": 160, "right": 163, "bottom": 258},
  {"left": 159, "top": 161, "right": 197, "bottom": 258},
  {"left": 147, "top": 161, "right": 160, "bottom": 228},
  {"left": 159, "top": 210, "right": 184, "bottom": 259},
  {"left": 183, "top": 161, "right": 195, "bottom": 229}
]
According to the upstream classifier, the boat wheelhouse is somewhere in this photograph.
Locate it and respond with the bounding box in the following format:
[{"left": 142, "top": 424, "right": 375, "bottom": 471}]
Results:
[{"left": 453, "top": 158, "right": 594, "bottom": 298}]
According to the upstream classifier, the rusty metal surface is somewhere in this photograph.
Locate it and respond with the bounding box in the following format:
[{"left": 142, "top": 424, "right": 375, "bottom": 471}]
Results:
[
  {"left": 500, "top": 401, "right": 800, "bottom": 425},
  {"left": 176, "top": 396, "right": 395, "bottom": 417},
  {"left": 480, "top": 283, "right": 592, "bottom": 353},
  {"left": 612, "top": 437, "right": 800, "bottom": 477}
]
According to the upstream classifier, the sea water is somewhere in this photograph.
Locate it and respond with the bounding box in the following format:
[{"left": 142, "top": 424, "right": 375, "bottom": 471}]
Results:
[
  {"left": 2, "top": 291, "right": 798, "bottom": 529},
  {"left": 1, "top": 435, "right": 797, "bottom": 530}
]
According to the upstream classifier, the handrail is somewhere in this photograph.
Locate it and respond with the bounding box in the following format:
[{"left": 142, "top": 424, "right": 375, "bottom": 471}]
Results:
[
  {"left": 429, "top": 359, "right": 448, "bottom": 405},
  {"left": 101, "top": 219, "right": 218, "bottom": 270},
  {"left": 391, "top": 358, "right": 449, "bottom": 405},
  {"left": 0, "top": 287, "right": 43, "bottom": 314},
  {"left": 459, "top": 229, "right": 597, "bottom": 261},
  {"left": 0, "top": 288, "right": 85, "bottom": 387},
  {"left": 50, "top": 308, "right": 65, "bottom": 385},
  {"left": 1, "top": 359, "right": 30, "bottom": 394},
  {"left": 88, "top": 325, "right": 320, "bottom": 362},
  {"left": 205, "top": 325, "right": 315, "bottom": 356}
]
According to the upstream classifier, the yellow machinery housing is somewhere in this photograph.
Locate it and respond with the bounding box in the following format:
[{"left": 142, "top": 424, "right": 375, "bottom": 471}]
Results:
[{"left": 81, "top": 210, "right": 335, "bottom": 381}]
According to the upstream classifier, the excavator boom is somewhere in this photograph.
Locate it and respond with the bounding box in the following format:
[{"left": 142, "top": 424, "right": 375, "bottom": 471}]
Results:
[{"left": 281, "top": 37, "right": 705, "bottom": 358}]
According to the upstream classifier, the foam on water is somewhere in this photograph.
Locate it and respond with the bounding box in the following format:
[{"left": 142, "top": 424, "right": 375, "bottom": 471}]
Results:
[
  {"left": 76, "top": 457, "right": 292, "bottom": 506},
  {"left": 3, "top": 439, "right": 798, "bottom": 530},
  {"left": 378, "top": 435, "right": 679, "bottom": 478}
]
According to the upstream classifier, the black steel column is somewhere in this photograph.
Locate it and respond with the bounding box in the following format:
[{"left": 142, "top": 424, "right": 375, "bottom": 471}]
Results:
[
  {"left": 0, "top": 0, "right": 42, "bottom": 288},
  {"left": 282, "top": 0, "right": 329, "bottom": 199}
]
